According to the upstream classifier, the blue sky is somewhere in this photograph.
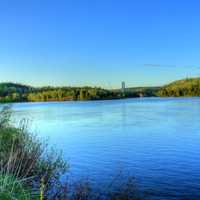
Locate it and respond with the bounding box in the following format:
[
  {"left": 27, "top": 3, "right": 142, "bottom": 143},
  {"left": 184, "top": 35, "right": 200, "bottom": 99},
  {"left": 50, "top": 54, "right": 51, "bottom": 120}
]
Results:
[{"left": 0, "top": 0, "right": 200, "bottom": 88}]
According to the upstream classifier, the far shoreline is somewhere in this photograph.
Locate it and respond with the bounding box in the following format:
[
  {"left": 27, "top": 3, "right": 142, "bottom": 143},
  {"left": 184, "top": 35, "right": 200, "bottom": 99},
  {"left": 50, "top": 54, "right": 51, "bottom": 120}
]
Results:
[
  {"left": 1, "top": 77, "right": 200, "bottom": 103},
  {"left": 2, "top": 96, "right": 200, "bottom": 105}
]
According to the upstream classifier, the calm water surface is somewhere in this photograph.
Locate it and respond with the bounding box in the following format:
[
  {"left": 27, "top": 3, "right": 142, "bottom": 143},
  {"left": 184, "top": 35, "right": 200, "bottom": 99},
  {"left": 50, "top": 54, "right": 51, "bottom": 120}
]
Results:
[{"left": 10, "top": 98, "right": 200, "bottom": 199}]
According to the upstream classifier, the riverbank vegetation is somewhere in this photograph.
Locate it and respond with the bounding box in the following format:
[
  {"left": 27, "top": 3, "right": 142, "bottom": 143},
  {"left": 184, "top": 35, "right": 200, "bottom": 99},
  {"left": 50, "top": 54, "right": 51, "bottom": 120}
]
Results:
[
  {"left": 0, "top": 105, "right": 68, "bottom": 199},
  {"left": 0, "top": 83, "right": 158, "bottom": 103},
  {"left": 0, "top": 83, "right": 123, "bottom": 102},
  {"left": 0, "top": 83, "right": 159, "bottom": 103},
  {"left": 0, "top": 106, "right": 142, "bottom": 200},
  {"left": 1, "top": 77, "right": 199, "bottom": 103}
]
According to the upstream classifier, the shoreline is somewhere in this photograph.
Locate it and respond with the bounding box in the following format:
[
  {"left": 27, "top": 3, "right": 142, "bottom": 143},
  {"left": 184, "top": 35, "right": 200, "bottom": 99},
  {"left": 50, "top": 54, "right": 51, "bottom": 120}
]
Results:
[{"left": 1, "top": 96, "right": 200, "bottom": 105}]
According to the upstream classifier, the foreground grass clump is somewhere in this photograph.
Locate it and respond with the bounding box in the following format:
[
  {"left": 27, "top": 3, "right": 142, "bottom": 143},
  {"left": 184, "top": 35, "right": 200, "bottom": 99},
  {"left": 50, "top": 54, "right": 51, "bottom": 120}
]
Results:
[
  {"left": 0, "top": 106, "right": 142, "bottom": 200},
  {"left": 0, "top": 106, "right": 68, "bottom": 199},
  {"left": 0, "top": 173, "right": 34, "bottom": 200}
]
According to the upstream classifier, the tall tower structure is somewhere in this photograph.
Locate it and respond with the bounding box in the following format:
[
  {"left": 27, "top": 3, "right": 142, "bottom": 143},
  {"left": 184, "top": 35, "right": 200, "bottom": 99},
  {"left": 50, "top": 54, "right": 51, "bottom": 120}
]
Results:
[{"left": 121, "top": 81, "right": 125, "bottom": 93}]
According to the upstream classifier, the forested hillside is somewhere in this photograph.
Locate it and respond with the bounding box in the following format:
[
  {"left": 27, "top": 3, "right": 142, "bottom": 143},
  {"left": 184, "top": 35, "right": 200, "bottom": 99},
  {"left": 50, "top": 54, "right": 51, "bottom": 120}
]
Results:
[
  {"left": 0, "top": 83, "right": 34, "bottom": 102},
  {"left": 157, "top": 77, "right": 200, "bottom": 97}
]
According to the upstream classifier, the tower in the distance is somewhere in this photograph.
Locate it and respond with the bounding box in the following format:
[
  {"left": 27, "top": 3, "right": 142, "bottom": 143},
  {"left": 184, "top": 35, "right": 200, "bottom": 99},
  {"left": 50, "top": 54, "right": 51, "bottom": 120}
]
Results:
[{"left": 121, "top": 81, "right": 125, "bottom": 93}]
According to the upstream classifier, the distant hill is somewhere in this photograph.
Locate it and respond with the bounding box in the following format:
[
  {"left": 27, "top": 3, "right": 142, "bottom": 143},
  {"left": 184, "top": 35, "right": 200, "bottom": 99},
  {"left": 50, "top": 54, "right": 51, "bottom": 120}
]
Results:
[
  {"left": 0, "top": 83, "right": 35, "bottom": 102},
  {"left": 157, "top": 77, "right": 200, "bottom": 97},
  {"left": 0, "top": 82, "right": 34, "bottom": 93}
]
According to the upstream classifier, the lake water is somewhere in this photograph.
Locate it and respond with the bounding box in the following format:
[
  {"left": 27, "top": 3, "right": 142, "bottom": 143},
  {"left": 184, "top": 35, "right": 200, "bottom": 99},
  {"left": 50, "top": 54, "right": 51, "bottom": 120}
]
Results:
[{"left": 9, "top": 98, "right": 200, "bottom": 199}]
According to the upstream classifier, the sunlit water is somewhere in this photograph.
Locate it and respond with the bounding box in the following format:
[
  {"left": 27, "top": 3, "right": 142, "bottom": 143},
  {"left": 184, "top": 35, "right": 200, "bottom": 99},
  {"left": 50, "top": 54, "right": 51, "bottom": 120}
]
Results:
[{"left": 6, "top": 98, "right": 200, "bottom": 199}]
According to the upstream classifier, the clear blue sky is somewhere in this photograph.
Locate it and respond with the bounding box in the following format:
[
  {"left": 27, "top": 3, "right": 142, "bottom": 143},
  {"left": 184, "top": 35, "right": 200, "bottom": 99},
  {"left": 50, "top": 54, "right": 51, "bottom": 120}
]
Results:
[{"left": 1, "top": 0, "right": 200, "bottom": 88}]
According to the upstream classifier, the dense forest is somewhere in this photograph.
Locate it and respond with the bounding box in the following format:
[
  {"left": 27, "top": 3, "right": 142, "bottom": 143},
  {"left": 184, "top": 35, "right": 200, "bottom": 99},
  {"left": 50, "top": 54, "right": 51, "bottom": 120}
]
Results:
[
  {"left": 0, "top": 77, "right": 200, "bottom": 102},
  {"left": 0, "top": 83, "right": 117, "bottom": 102},
  {"left": 0, "top": 83, "right": 144, "bottom": 103},
  {"left": 157, "top": 77, "right": 200, "bottom": 97}
]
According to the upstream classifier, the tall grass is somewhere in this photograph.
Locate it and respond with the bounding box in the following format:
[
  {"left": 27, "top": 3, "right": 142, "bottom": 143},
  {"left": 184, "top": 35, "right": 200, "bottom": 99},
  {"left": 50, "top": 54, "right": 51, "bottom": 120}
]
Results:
[
  {"left": 0, "top": 173, "right": 34, "bottom": 200},
  {"left": 0, "top": 106, "right": 67, "bottom": 199}
]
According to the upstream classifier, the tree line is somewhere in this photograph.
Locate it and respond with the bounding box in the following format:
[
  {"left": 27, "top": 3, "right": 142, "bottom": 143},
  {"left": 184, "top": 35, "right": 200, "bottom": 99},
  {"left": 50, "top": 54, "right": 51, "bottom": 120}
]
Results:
[
  {"left": 1, "top": 77, "right": 200, "bottom": 102},
  {"left": 0, "top": 83, "right": 129, "bottom": 102}
]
